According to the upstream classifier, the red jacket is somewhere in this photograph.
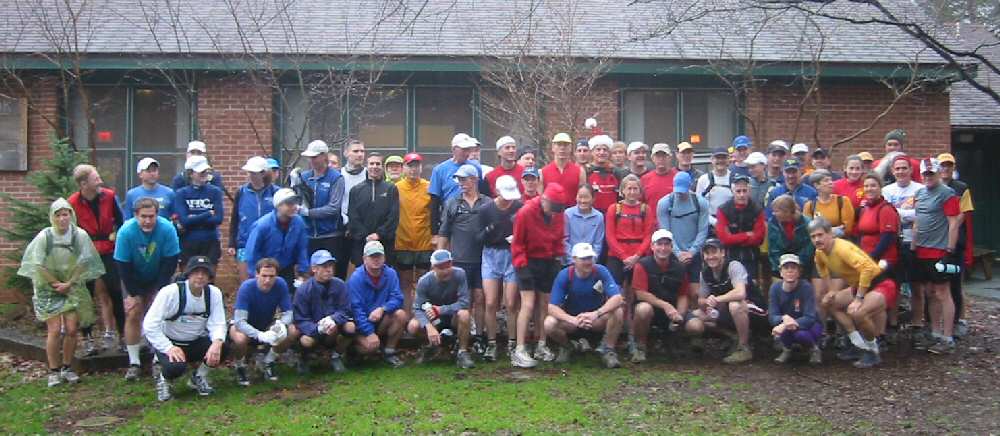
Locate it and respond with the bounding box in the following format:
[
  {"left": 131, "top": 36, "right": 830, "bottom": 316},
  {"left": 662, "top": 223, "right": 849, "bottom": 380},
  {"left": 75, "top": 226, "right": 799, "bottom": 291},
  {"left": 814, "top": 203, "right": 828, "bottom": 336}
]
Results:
[
  {"left": 67, "top": 188, "right": 120, "bottom": 255},
  {"left": 511, "top": 197, "right": 565, "bottom": 268}
]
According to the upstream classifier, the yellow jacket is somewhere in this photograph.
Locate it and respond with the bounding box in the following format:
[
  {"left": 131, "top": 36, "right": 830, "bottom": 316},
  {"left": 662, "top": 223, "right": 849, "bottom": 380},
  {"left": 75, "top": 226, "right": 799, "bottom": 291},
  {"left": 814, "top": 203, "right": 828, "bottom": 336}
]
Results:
[{"left": 395, "top": 178, "right": 434, "bottom": 252}]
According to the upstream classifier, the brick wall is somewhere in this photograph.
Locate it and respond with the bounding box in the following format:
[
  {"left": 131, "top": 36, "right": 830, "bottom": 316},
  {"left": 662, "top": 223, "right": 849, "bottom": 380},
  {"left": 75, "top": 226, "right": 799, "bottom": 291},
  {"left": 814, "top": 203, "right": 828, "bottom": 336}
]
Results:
[
  {"left": 542, "top": 78, "right": 620, "bottom": 147},
  {"left": 745, "top": 82, "right": 951, "bottom": 165},
  {"left": 196, "top": 74, "right": 274, "bottom": 292}
]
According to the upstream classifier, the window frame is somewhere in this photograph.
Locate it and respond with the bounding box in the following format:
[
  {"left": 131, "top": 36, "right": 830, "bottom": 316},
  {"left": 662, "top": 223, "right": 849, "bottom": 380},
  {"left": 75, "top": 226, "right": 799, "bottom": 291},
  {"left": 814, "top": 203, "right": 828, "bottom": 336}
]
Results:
[{"left": 619, "top": 87, "right": 742, "bottom": 153}]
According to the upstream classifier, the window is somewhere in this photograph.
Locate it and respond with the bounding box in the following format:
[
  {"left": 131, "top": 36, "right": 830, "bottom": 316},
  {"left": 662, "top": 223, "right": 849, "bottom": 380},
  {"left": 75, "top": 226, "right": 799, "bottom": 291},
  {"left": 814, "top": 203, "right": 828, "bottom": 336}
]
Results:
[
  {"left": 355, "top": 87, "right": 406, "bottom": 151},
  {"left": 622, "top": 89, "right": 736, "bottom": 152},
  {"left": 0, "top": 96, "right": 28, "bottom": 171},
  {"left": 415, "top": 87, "right": 474, "bottom": 155},
  {"left": 71, "top": 86, "right": 192, "bottom": 196},
  {"left": 279, "top": 86, "right": 349, "bottom": 170}
]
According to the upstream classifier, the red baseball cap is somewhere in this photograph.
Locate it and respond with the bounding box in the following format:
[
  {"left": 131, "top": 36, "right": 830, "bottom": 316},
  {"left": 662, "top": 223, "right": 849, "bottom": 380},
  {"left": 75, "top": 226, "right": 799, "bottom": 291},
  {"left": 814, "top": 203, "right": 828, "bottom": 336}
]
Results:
[
  {"left": 542, "top": 183, "right": 567, "bottom": 205},
  {"left": 403, "top": 153, "right": 423, "bottom": 164}
]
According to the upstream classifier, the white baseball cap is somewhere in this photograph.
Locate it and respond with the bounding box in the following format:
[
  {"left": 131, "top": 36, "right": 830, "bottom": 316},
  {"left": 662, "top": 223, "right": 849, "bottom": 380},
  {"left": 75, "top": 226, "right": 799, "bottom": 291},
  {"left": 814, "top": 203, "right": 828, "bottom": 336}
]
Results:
[
  {"left": 745, "top": 152, "right": 768, "bottom": 166},
  {"left": 242, "top": 156, "right": 269, "bottom": 173},
  {"left": 791, "top": 143, "right": 809, "bottom": 155},
  {"left": 136, "top": 157, "right": 159, "bottom": 173},
  {"left": 495, "top": 175, "right": 521, "bottom": 200},
  {"left": 363, "top": 240, "right": 386, "bottom": 257},
  {"left": 452, "top": 133, "right": 472, "bottom": 148},
  {"left": 779, "top": 254, "right": 801, "bottom": 266},
  {"left": 301, "top": 140, "right": 330, "bottom": 157},
  {"left": 651, "top": 143, "right": 672, "bottom": 156},
  {"left": 571, "top": 242, "right": 598, "bottom": 259},
  {"left": 186, "top": 155, "right": 212, "bottom": 173},
  {"left": 187, "top": 141, "right": 207, "bottom": 153},
  {"left": 272, "top": 188, "right": 298, "bottom": 207},
  {"left": 588, "top": 134, "right": 613, "bottom": 149},
  {"left": 627, "top": 141, "right": 648, "bottom": 154},
  {"left": 651, "top": 229, "right": 673, "bottom": 243},
  {"left": 496, "top": 136, "right": 516, "bottom": 150}
]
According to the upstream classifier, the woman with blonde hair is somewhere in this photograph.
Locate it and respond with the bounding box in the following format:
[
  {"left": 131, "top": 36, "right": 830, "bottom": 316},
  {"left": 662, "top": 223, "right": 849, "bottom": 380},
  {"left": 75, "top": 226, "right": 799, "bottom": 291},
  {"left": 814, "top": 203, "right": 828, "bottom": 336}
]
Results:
[{"left": 767, "top": 194, "right": 815, "bottom": 278}]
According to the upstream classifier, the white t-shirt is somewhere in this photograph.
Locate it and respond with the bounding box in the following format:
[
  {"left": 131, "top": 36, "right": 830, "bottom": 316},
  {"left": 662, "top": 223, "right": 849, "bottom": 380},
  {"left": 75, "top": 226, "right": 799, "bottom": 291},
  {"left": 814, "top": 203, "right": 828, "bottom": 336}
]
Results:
[
  {"left": 882, "top": 181, "right": 923, "bottom": 242},
  {"left": 142, "top": 281, "right": 226, "bottom": 353},
  {"left": 695, "top": 170, "right": 733, "bottom": 225}
]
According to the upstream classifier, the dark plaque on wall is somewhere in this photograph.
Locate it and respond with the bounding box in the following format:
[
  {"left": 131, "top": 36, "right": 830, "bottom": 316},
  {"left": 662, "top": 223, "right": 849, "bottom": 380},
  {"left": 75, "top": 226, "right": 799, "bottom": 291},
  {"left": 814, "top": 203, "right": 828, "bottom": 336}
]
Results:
[{"left": 0, "top": 96, "right": 28, "bottom": 171}]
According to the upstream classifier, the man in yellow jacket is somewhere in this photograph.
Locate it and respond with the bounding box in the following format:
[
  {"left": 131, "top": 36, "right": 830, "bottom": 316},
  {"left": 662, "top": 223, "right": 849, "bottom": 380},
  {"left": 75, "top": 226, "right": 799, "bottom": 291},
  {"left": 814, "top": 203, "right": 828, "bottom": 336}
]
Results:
[{"left": 395, "top": 153, "right": 435, "bottom": 317}]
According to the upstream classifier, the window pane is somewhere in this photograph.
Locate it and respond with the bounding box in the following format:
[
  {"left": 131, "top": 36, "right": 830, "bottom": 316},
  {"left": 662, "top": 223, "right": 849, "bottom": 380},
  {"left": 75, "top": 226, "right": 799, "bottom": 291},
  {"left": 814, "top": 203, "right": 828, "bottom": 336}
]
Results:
[
  {"left": 280, "top": 86, "right": 349, "bottom": 170},
  {"left": 72, "top": 87, "right": 127, "bottom": 151},
  {"left": 415, "top": 87, "right": 473, "bottom": 153},
  {"left": 623, "top": 90, "right": 678, "bottom": 145},
  {"left": 681, "top": 91, "right": 736, "bottom": 152},
  {"left": 94, "top": 149, "right": 127, "bottom": 197},
  {"left": 133, "top": 88, "right": 190, "bottom": 153},
  {"left": 355, "top": 87, "right": 406, "bottom": 151}
]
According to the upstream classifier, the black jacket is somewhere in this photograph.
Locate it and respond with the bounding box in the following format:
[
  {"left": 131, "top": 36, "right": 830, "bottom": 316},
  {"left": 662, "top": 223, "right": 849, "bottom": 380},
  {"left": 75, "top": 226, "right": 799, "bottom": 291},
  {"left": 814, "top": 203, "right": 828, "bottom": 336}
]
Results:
[{"left": 347, "top": 178, "right": 400, "bottom": 241}]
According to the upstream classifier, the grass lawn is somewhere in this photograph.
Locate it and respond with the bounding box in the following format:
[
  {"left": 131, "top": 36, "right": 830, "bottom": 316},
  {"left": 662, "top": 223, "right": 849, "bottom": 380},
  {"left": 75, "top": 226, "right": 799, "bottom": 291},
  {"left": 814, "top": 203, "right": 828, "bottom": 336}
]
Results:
[{"left": 0, "top": 351, "right": 838, "bottom": 435}]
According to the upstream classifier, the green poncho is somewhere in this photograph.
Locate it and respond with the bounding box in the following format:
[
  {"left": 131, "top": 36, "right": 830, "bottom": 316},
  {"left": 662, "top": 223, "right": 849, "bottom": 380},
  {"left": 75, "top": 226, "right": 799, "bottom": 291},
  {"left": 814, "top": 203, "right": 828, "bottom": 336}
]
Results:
[{"left": 17, "top": 198, "right": 105, "bottom": 324}]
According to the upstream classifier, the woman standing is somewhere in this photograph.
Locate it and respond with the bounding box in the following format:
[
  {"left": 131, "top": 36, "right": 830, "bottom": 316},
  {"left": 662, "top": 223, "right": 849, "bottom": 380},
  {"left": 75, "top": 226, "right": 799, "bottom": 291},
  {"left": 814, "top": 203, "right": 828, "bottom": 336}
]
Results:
[
  {"left": 856, "top": 173, "right": 901, "bottom": 336},
  {"left": 18, "top": 199, "right": 105, "bottom": 387},
  {"left": 833, "top": 155, "right": 866, "bottom": 210},
  {"left": 564, "top": 186, "right": 605, "bottom": 265},
  {"left": 803, "top": 169, "right": 855, "bottom": 238}
]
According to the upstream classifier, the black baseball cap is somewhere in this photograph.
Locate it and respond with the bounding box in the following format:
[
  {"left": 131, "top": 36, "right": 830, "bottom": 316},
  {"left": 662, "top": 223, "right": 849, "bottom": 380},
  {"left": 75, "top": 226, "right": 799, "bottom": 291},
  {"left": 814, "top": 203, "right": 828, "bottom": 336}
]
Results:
[
  {"left": 702, "top": 238, "right": 724, "bottom": 251},
  {"left": 184, "top": 256, "right": 215, "bottom": 277}
]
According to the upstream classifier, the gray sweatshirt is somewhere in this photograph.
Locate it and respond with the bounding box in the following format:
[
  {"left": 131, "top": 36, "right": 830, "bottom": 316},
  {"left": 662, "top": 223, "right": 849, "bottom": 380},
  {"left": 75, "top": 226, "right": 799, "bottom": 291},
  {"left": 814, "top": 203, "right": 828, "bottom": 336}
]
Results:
[{"left": 412, "top": 268, "right": 470, "bottom": 327}]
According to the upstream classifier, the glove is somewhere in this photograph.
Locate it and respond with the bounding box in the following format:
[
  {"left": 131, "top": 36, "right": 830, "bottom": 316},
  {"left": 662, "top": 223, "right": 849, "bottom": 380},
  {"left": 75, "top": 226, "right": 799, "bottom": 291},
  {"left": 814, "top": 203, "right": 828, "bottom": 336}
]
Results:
[
  {"left": 318, "top": 316, "right": 335, "bottom": 334},
  {"left": 257, "top": 330, "right": 278, "bottom": 345},
  {"left": 289, "top": 168, "right": 301, "bottom": 187},
  {"left": 299, "top": 205, "right": 310, "bottom": 217},
  {"left": 270, "top": 322, "right": 288, "bottom": 343}
]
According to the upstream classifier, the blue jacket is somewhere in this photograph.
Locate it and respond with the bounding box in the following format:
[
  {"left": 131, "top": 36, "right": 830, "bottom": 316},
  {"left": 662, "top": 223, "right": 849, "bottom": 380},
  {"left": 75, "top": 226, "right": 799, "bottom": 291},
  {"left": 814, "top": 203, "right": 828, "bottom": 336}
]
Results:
[
  {"left": 765, "top": 182, "right": 818, "bottom": 219},
  {"left": 173, "top": 183, "right": 224, "bottom": 241},
  {"left": 299, "top": 168, "right": 345, "bottom": 238},
  {"left": 348, "top": 265, "right": 404, "bottom": 336},
  {"left": 293, "top": 277, "right": 352, "bottom": 337},
  {"left": 229, "top": 183, "right": 279, "bottom": 249},
  {"left": 244, "top": 211, "right": 310, "bottom": 276}
]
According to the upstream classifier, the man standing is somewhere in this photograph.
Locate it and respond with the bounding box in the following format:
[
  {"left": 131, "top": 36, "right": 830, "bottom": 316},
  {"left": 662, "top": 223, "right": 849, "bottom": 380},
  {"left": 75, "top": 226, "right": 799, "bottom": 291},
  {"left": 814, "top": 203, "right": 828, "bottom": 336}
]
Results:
[
  {"left": 813, "top": 218, "right": 896, "bottom": 368},
  {"left": 809, "top": 148, "right": 841, "bottom": 181},
  {"left": 486, "top": 136, "right": 525, "bottom": 196},
  {"left": 115, "top": 198, "right": 180, "bottom": 381},
  {"left": 626, "top": 141, "right": 650, "bottom": 178},
  {"left": 477, "top": 175, "right": 523, "bottom": 361},
  {"left": 437, "top": 164, "right": 490, "bottom": 352},
  {"left": 641, "top": 143, "right": 677, "bottom": 212},
  {"left": 675, "top": 142, "right": 704, "bottom": 180},
  {"left": 544, "top": 243, "right": 624, "bottom": 368},
  {"left": 688, "top": 240, "right": 754, "bottom": 364},
  {"left": 229, "top": 258, "right": 299, "bottom": 384},
  {"left": 715, "top": 175, "right": 766, "bottom": 282},
  {"left": 911, "top": 159, "right": 961, "bottom": 354},
  {"left": 244, "top": 188, "right": 310, "bottom": 289},
  {"left": 293, "top": 140, "right": 347, "bottom": 277},
  {"left": 765, "top": 159, "right": 817, "bottom": 216},
  {"left": 384, "top": 155, "right": 404, "bottom": 184},
  {"left": 882, "top": 155, "right": 924, "bottom": 326},
  {"left": 339, "top": 139, "right": 368, "bottom": 278},
  {"left": 872, "top": 129, "right": 922, "bottom": 184},
  {"left": 729, "top": 136, "right": 752, "bottom": 177},
  {"left": 394, "top": 153, "right": 434, "bottom": 317},
  {"left": 791, "top": 143, "right": 812, "bottom": 173},
  {"left": 294, "top": 250, "right": 355, "bottom": 373},
  {"left": 657, "top": 172, "right": 710, "bottom": 295},
  {"left": 574, "top": 138, "right": 593, "bottom": 168},
  {"left": 430, "top": 133, "right": 484, "bottom": 235},
  {"left": 407, "top": 249, "right": 475, "bottom": 369},
  {"left": 746, "top": 152, "right": 773, "bottom": 209},
  {"left": 171, "top": 141, "right": 225, "bottom": 191},
  {"left": 174, "top": 156, "right": 224, "bottom": 266},
  {"left": 765, "top": 141, "right": 789, "bottom": 183},
  {"left": 938, "top": 153, "right": 974, "bottom": 336},
  {"left": 542, "top": 133, "right": 586, "bottom": 205},
  {"left": 586, "top": 134, "right": 622, "bottom": 212},
  {"left": 349, "top": 241, "right": 408, "bottom": 367},
  {"left": 143, "top": 256, "right": 226, "bottom": 401},
  {"left": 696, "top": 147, "right": 734, "bottom": 227},
  {"left": 631, "top": 230, "right": 692, "bottom": 363},
  {"left": 510, "top": 184, "right": 568, "bottom": 367},
  {"left": 347, "top": 153, "right": 400, "bottom": 266},
  {"left": 68, "top": 164, "right": 125, "bottom": 354},
  {"left": 229, "top": 156, "right": 280, "bottom": 282},
  {"left": 124, "top": 158, "right": 174, "bottom": 220}
]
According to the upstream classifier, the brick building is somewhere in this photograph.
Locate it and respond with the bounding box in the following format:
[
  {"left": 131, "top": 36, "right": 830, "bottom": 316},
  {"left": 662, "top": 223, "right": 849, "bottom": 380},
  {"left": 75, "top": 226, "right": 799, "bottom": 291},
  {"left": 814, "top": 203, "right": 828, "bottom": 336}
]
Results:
[{"left": 0, "top": 0, "right": 963, "bottom": 291}]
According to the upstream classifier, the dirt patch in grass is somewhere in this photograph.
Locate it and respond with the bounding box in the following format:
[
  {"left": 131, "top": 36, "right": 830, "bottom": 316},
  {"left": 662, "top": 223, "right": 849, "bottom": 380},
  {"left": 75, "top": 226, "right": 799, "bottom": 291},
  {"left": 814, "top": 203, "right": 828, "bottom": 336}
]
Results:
[
  {"left": 45, "top": 405, "right": 141, "bottom": 434},
  {"left": 246, "top": 380, "right": 329, "bottom": 405}
]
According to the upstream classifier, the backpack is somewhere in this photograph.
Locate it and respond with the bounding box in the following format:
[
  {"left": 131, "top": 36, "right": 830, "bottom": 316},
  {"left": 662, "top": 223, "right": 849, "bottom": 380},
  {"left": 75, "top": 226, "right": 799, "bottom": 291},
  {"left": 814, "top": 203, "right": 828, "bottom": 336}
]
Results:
[
  {"left": 44, "top": 228, "right": 80, "bottom": 257},
  {"left": 700, "top": 172, "right": 732, "bottom": 198},
  {"left": 614, "top": 202, "right": 647, "bottom": 225},
  {"left": 165, "top": 281, "right": 212, "bottom": 322},
  {"left": 805, "top": 196, "right": 845, "bottom": 224},
  {"left": 666, "top": 193, "right": 701, "bottom": 219}
]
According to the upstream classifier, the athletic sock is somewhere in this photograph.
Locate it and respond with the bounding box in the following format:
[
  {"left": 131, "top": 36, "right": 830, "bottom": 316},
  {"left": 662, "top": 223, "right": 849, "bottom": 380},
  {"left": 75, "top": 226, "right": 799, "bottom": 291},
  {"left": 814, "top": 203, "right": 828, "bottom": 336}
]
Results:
[
  {"left": 234, "top": 357, "right": 246, "bottom": 368},
  {"left": 865, "top": 339, "right": 879, "bottom": 353},
  {"left": 264, "top": 349, "right": 279, "bottom": 364},
  {"left": 383, "top": 347, "right": 396, "bottom": 356},
  {"left": 196, "top": 364, "right": 210, "bottom": 378},
  {"left": 126, "top": 344, "right": 141, "bottom": 366},
  {"left": 847, "top": 331, "right": 867, "bottom": 350}
]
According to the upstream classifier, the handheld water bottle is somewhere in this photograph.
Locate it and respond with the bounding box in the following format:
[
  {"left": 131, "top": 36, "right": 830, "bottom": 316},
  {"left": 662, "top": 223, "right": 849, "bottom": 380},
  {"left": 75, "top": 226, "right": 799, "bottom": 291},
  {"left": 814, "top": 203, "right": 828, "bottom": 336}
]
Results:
[
  {"left": 422, "top": 302, "right": 441, "bottom": 326},
  {"left": 935, "top": 261, "right": 961, "bottom": 275}
]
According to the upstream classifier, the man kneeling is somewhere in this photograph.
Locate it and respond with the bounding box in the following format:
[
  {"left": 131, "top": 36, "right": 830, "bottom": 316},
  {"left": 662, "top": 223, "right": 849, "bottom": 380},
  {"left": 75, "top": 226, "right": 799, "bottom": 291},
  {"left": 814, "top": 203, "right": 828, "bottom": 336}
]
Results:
[
  {"left": 812, "top": 217, "right": 895, "bottom": 369},
  {"left": 143, "top": 256, "right": 226, "bottom": 402},
  {"left": 688, "top": 239, "right": 754, "bottom": 364},
  {"left": 349, "top": 241, "right": 409, "bottom": 367},
  {"left": 293, "top": 250, "right": 356, "bottom": 374},
  {"left": 631, "top": 230, "right": 694, "bottom": 363},
  {"left": 544, "top": 243, "right": 624, "bottom": 368},
  {"left": 230, "top": 258, "right": 300, "bottom": 385},
  {"left": 407, "top": 249, "right": 475, "bottom": 369}
]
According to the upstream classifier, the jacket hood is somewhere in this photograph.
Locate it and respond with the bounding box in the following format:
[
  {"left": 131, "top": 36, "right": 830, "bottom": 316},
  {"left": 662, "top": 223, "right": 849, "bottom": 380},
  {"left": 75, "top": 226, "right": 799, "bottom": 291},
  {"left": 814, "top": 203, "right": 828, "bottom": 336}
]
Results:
[{"left": 49, "top": 197, "right": 77, "bottom": 230}]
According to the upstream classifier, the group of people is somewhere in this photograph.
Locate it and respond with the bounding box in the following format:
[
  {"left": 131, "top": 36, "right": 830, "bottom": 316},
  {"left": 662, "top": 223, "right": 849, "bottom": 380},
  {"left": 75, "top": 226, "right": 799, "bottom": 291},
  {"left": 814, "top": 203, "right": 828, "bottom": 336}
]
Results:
[{"left": 21, "top": 127, "right": 975, "bottom": 402}]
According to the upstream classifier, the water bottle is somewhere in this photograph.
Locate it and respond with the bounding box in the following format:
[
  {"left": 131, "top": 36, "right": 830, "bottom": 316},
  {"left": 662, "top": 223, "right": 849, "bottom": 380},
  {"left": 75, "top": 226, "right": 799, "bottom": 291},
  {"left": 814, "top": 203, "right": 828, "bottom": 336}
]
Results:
[
  {"left": 708, "top": 307, "right": 720, "bottom": 320},
  {"left": 422, "top": 302, "right": 441, "bottom": 326},
  {"left": 935, "top": 261, "right": 961, "bottom": 275}
]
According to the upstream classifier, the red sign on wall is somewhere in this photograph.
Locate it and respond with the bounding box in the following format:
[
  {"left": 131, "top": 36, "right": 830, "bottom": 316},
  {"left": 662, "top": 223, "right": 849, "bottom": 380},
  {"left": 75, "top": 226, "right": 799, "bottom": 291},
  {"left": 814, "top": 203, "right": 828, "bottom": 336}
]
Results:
[{"left": 97, "top": 131, "right": 113, "bottom": 142}]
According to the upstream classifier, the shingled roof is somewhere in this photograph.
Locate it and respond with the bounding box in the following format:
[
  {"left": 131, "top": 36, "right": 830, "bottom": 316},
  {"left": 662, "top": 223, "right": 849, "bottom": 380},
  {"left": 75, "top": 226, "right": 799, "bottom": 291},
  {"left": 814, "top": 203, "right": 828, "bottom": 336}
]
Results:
[
  {"left": 0, "top": 0, "right": 956, "bottom": 67},
  {"left": 950, "top": 23, "right": 1000, "bottom": 127}
]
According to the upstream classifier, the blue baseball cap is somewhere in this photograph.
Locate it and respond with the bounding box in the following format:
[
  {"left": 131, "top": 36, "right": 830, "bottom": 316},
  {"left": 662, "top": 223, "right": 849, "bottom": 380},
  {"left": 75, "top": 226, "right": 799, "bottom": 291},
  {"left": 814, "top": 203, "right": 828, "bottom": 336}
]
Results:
[
  {"left": 430, "top": 249, "right": 453, "bottom": 266},
  {"left": 783, "top": 158, "right": 801, "bottom": 171},
  {"left": 673, "top": 171, "right": 692, "bottom": 193},
  {"left": 453, "top": 164, "right": 479, "bottom": 180},
  {"left": 266, "top": 158, "right": 280, "bottom": 169},
  {"left": 522, "top": 167, "right": 540, "bottom": 179},
  {"left": 310, "top": 250, "right": 336, "bottom": 266},
  {"left": 732, "top": 135, "right": 752, "bottom": 149}
]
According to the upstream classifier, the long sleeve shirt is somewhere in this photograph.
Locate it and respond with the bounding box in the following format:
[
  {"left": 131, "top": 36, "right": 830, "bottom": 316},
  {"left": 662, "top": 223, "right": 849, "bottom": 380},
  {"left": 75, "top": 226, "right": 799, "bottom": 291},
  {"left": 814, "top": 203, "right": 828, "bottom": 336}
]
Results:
[
  {"left": 233, "top": 277, "right": 293, "bottom": 339},
  {"left": 293, "top": 277, "right": 353, "bottom": 337},
  {"left": 715, "top": 203, "right": 766, "bottom": 248},
  {"left": 412, "top": 268, "right": 470, "bottom": 327},
  {"left": 348, "top": 266, "right": 404, "bottom": 336},
  {"left": 815, "top": 238, "right": 882, "bottom": 288},
  {"left": 142, "top": 281, "right": 226, "bottom": 353},
  {"left": 511, "top": 197, "right": 565, "bottom": 268},
  {"left": 174, "top": 183, "right": 225, "bottom": 241},
  {"left": 768, "top": 280, "right": 818, "bottom": 330},
  {"left": 564, "top": 206, "right": 605, "bottom": 264},
  {"left": 656, "top": 193, "right": 710, "bottom": 254},
  {"left": 803, "top": 194, "right": 855, "bottom": 236}
]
